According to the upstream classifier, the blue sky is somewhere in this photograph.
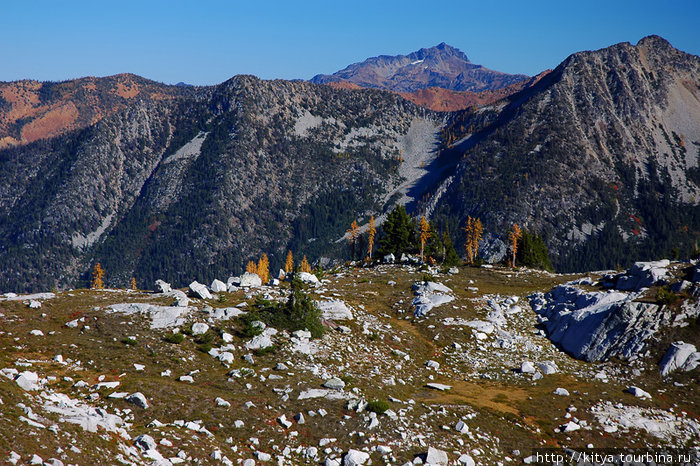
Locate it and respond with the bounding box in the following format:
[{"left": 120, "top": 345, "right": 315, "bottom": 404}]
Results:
[{"left": 1, "top": 0, "right": 698, "bottom": 85}]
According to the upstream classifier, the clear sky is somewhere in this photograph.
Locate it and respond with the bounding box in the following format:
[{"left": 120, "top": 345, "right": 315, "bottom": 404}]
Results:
[{"left": 1, "top": 0, "right": 698, "bottom": 85}]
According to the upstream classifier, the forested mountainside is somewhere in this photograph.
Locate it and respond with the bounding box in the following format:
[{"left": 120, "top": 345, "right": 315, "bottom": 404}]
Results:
[
  {"left": 0, "top": 35, "right": 699, "bottom": 291},
  {"left": 426, "top": 36, "right": 700, "bottom": 271},
  {"left": 0, "top": 76, "right": 439, "bottom": 291}
]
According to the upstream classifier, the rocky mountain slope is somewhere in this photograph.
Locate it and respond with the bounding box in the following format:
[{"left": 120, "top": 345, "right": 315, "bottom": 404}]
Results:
[
  {"left": 426, "top": 35, "right": 700, "bottom": 271},
  {"left": 311, "top": 43, "right": 529, "bottom": 93},
  {"left": 0, "top": 260, "right": 697, "bottom": 464},
  {"left": 0, "top": 76, "right": 441, "bottom": 291},
  {"left": 0, "top": 74, "right": 193, "bottom": 149},
  {"left": 1, "top": 36, "right": 699, "bottom": 292}
]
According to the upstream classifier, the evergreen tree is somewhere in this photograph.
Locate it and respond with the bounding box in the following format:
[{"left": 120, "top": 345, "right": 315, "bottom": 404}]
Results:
[
  {"left": 517, "top": 229, "right": 554, "bottom": 272},
  {"left": 378, "top": 205, "right": 416, "bottom": 256},
  {"left": 441, "top": 229, "right": 461, "bottom": 266}
]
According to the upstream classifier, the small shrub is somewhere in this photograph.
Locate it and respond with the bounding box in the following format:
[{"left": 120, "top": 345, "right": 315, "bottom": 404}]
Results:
[
  {"left": 163, "top": 333, "right": 185, "bottom": 344},
  {"left": 121, "top": 337, "right": 137, "bottom": 346},
  {"left": 368, "top": 332, "right": 380, "bottom": 342},
  {"left": 366, "top": 400, "right": 390, "bottom": 414},
  {"left": 421, "top": 272, "right": 434, "bottom": 283},
  {"left": 253, "top": 345, "right": 276, "bottom": 357},
  {"left": 340, "top": 375, "right": 354, "bottom": 386},
  {"left": 197, "top": 342, "right": 213, "bottom": 353},
  {"left": 656, "top": 286, "right": 680, "bottom": 306}
]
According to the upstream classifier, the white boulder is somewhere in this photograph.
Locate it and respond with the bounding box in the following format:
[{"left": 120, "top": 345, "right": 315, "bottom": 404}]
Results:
[
  {"left": 155, "top": 279, "right": 172, "bottom": 293},
  {"left": 239, "top": 272, "right": 262, "bottom": 288},
  {"left": 125, "top": 392, "right": 149, "bottom": 409},
  {"left": 343, "top": 449, "right": 370, "bottom": 465},
  {"left": 210, "top": 279, "right": 227, "bottom": 293},
  {"left": 189, "top": 281, "right": 212, "bottom": 299},
  {"left": 319, "top": 300, "right": 353, "bottom": 320},
  {"left": 425, "top": 446, "right": 449, "bottom": 465},
  {"left": 659, "top": 341, "right": 699, "bottom": 376}
]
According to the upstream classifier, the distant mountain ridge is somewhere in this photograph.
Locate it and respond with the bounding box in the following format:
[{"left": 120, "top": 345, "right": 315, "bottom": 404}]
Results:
[{"left": 311, "top": 42, "right": 529, "bottom": 93}]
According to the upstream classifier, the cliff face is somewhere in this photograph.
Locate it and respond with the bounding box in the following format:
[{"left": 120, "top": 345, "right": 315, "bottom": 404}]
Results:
[{"left": 427, "top": 36, "right": 700, "bottom": 271}]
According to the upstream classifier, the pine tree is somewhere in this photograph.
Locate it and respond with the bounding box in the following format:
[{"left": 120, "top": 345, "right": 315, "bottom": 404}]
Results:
[
  {"left": 367, "top": 215, "right": 376, "bottom": 260},
  {"left": 300, "top": 255, "right": 311, "bottom": 273},
  {"left": 246, "top": 260, "right": 258, "bottom": 275},
  {"left": 257, "top": 253, "right": 270, "bottom": 284},
  {"left": 378, "top": 205, "right": 416, "bottom": 257},
  {"left": 508, "top": 223, "right": 523, "bottom": 267},
  {"left": 285, "top": 250, "right": 294, "bottom": 274},
  {"left": 419, "top": 216, "right": 431, "bottom": 262},
  {"left": 130, "top": 277, "right": 137, "bottom": 290},
  {"left": 91, "top": 263, "right": 104, "bottom": 289},
  {"left": 441, "top": 229, "right": 461, "bottom": 266},
  {"left": 347, "top": 220, "right": 360, "bottom": 260}
]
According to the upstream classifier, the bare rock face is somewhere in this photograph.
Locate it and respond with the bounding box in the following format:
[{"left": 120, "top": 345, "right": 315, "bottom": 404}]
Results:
[{"left": 660, "top": 341, "right": 700, "bottom": 376}]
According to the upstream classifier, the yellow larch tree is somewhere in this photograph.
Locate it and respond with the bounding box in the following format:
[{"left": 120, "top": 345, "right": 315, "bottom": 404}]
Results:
[
  {"left": 419, "top": 216, "right": 431, "bottom": 262},
  {"left": 285, "top": 250, "right": 294, "bottom": 274},
  {"left": 246, "top": 260, "right": 258, "bottom": 275},
  {"left": 508, "top": 223, "right": 523, "bottom": 267},
  {"left": 130, "top": 277, "right": 137, "bottom": 290},
  {"left": 257, "top": 253, "right": 270, "bottom": 284},
  {"left": 346, "top": 220, "right": 360, "bottom": 260},
  {"left": 91, "top": 263, "right": 104, "bottom": 289},
  {"left": 463, "top": 216, "right": 483, "bottom": 265},
  {"left": 300, "top": 255, "right": 311, "bottom": 273},
  {"left": 367, "top": 215, "right": 376, "bottom": 260}
]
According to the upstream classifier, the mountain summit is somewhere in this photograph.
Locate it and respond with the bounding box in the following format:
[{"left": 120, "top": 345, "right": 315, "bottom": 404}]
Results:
[{"left": 311, "top": 43, "right": 529, "bottom": 93}]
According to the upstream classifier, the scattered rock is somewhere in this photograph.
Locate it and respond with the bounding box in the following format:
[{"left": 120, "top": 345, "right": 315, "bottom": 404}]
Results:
[
  {"left": 323, "top": 377, "right": 346, "bottom": 390},
  {"left": 191, "top": 322, "right": 210, "bottom": 335},
  {"left": 626, "top": 386, "right": 652, "bottom": 399},
  {"left": 125, "top": 392, "right": 149, "bottom": 409}
]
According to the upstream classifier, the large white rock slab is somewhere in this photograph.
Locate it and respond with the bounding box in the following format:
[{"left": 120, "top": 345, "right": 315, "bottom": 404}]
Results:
[
  {"left": 189, "top": 281, "right": 213, "bottom": 299},
  {"left": 319, "top": 300, "right": 353, "bottom": 320}
]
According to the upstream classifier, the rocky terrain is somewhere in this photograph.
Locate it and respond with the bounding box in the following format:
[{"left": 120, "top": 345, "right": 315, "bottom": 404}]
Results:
[
  {"left": 0, "top": 258, "right": 697, "bottom": 465},
  {"left": 311, "top": 43, "right": 529, "bottom": 93}
]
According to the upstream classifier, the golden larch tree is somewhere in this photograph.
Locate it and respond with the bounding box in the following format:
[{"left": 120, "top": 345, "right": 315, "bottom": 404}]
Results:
[
  {"left": 257, "top": 253, "right": 270, "bottom": 284},
  {"left": 246, "top": 260, "right": 258, "bottom": 275},
  {"left": 285, "top": 250, "right": 294, "bottom": 274},
  {"left": 130, "top": 277, "right": 137, "bottom": 290},
  {"left": 419, "top": 216, "right": 431, "bottom": 262},
  {"left": 91, "top": 263, "right": 104, "bottom": 289},
  {"left": 367, "top": 215, "right": 376, "bottom": 260},
  {"left": 508, "top": 223, "right": 523, "bottom": 267},
  {"left": 463, "top": 216, "right": 483, "bottom": 265},
  {"left": 300, "top": 255, "right": 311, "bottom": 273},
  {"left": 346, "top": 220, "right": 360, "bottom": 260}
]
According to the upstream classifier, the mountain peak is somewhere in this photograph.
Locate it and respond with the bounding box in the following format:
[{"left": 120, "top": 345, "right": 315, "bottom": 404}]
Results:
[{"left": 311, "top": 44, "right": 527, "bottom": 93}]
